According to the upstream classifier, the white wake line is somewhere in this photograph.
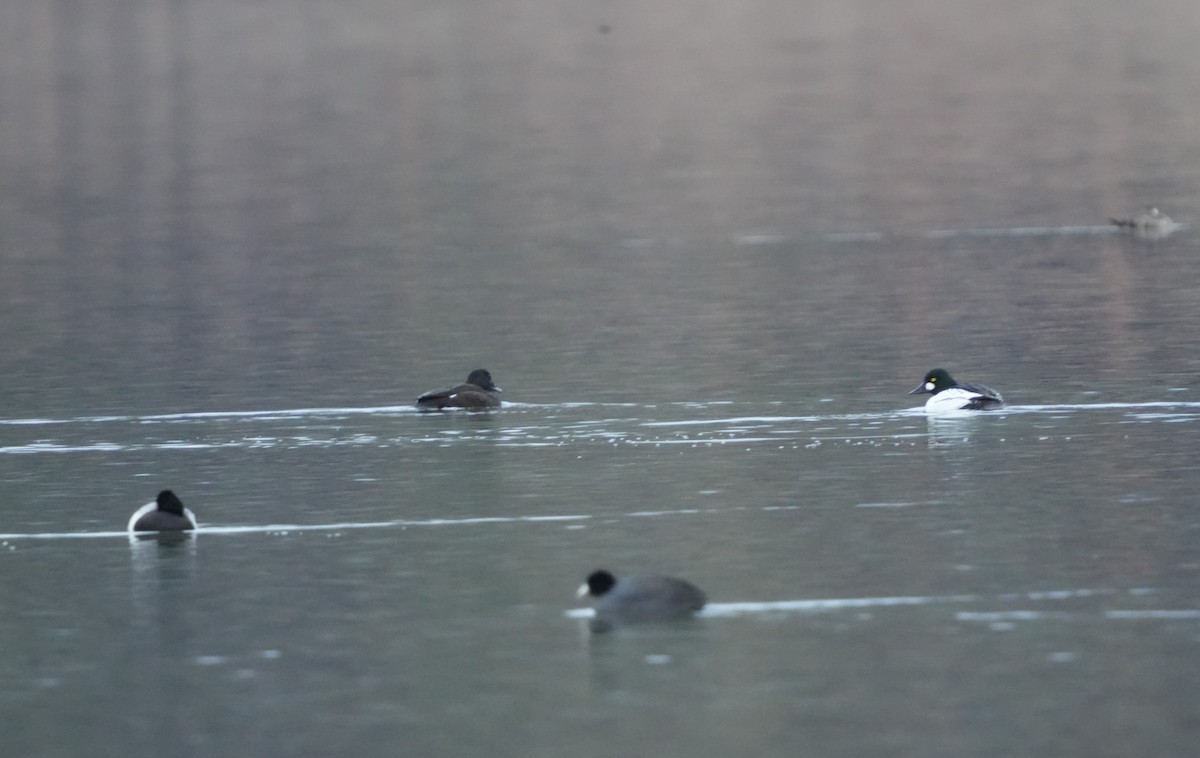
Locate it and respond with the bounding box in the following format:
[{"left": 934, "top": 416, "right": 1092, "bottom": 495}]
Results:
[
  {"left": 641, "top": 412, "right": 906, "bottom": 427},
  {"left": 0, "top": 406, "right": 421, "bottom": 426},
  {"left": 0, "top": 402, "right": 643, "bottom": 427},
  {"left": 6, "top": 503, "right": 777, "bottom": 541},
  {"left": 0, "top": 503, "right": 801, "bottom": 541},
  {"left": 0, "top": 504, "right": 805, "bottom": 541},
  {"left": 921, "top": 224, "right": 1137, "bottom": 239},
  {"left": 0, "top": 513, "right": 598, "bottom": 541},
  {"left": 2, "top": 400, "right": 1199, "bottom": 429},
  {"left": 733, "top": 224, "right": 1188, "bottom": 245},
  {"left": 565, "top": 587, "right": 1161, "bottom": 619},
  {"left": 1012, "top": 401, "right": 1200, "bottom": 412},
  {"left": 640, "top": 402, "right": 1200, "bottom": 428}
]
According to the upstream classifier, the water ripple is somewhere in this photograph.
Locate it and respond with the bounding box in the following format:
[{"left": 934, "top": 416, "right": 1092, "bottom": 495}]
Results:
[
  {"left": 565, "top": 587, "right": 1162, "bottom": 619},
  {"left": 1, "top": 400, "right": 1197, "bottom": 456}
]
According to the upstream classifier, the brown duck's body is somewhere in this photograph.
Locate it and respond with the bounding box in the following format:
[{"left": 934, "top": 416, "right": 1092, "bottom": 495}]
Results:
[{"left": 416, "top": 369, "right": 502, "bottom": 410}]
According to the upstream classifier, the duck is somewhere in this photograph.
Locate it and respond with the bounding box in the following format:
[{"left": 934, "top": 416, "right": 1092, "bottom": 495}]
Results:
[
  {"left": 577, "top": 569, "right": 706, "bottom": 628},
  {"left": 415, "top": 368, "right": 502, "bottom": 410},
  {"left": 127, "top": 490, "right": 197, "bottom": 532},
  {"left": 908, "top": 368, "right": 1004, "bottom": 412},
  {"left": 1110, "top": 207, "right": 1179, "bottom": 240}
]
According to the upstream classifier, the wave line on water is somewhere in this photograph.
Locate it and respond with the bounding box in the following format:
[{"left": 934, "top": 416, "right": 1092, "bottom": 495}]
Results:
[
  {"left": 0, "top": 402, "right": 642, "bottom": 427},
  {"left": 730, "top": 223, "right": 1167, "bottom": 246},
  {"left": 1103, "top": 609, "right": 1200, "bottom": 620},
  {"left": 922, "top": 225, "right": 1119, "bottom": 239},
  {"left": 700, "top": 594, "right": 980, "bottom": 616},
  {"left": 0, "top": 501, "right": 789, "bottom": 541},
  {"left": 202, "top": 513, "right": 592, "bottom": 535},
  {"left": 0, "top": 513, "right": 594, "bottom": 541},
  {"left": 3, "top": 399, "right": 1200, "bottom": 432},
  {"left": 564, "top": 587, "right": 1154, "bottom": 619}
]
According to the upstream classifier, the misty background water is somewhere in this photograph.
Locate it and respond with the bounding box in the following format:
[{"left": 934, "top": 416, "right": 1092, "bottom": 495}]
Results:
[{"left": 2, "top": 1, "right": 1199, "bottom": 756}]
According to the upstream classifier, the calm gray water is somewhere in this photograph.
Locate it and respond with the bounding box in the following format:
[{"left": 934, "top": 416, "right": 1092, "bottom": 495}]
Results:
[{"left": 2, "top": 0, "right": 1200, "bottom": 756}]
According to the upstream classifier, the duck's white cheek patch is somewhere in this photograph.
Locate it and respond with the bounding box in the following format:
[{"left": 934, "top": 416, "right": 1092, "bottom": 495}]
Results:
[{"left": 925, "top": 382, "right": 936, "bottom": 391}]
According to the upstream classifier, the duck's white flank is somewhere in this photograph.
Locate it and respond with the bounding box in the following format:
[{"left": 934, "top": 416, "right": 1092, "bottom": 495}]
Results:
[{"left": 126, "top": 501, "right": 198, "bottom": 531}]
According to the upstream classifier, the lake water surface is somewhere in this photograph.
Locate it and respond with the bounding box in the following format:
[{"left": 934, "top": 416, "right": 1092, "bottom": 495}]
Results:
[{"left": 2, "top": 1, "right": 1199, "bottom": 756}]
